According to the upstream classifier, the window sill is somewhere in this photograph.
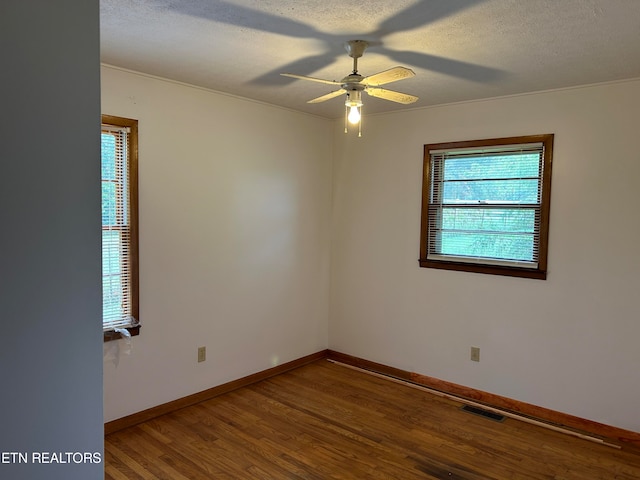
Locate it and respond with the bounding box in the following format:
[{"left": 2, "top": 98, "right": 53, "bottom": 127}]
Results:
[
  {"left": 419, "top": 258, "right": 546, "bottom": 280},
  {"left": 103, "top": 325, "right": 140, "bottom": 342}
]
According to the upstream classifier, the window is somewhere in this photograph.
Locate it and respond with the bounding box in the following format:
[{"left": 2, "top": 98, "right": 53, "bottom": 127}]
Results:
[
  {"left": 419, "top": 134, "right": 553, "bottom": 279},
  {"left": 101, "top": 115, "right": 139, "bottom": 340}
]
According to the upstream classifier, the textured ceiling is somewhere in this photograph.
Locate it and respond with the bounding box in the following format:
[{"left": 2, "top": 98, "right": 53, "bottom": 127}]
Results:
[{"left": 100, "top": 0, "right": 640, "bottom": 118}]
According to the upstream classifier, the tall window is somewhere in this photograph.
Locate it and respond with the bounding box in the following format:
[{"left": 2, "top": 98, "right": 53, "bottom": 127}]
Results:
[
  {"left": 420, "top": 135, "right": 553, "bottom": 279},
  {"left": 101, "top": 115, "right": 139, "bottom": 339}
]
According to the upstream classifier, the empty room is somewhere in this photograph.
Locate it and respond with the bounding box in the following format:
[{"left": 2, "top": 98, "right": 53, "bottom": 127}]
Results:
[{"left": 3, "top": 1, "right": 640, "bottom": 479}]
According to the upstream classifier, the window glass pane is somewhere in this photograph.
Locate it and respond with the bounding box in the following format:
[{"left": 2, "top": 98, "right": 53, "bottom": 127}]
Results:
[
  {"left": 101, "top": 181, "right": 116, "bottom": 226},
  {"left": 443, "top": 153, "right": 540, "bottom": 181},
  {"left": 441, "top": 179, "right": 539, "bottom": 204},
  {"left": 102, "top": 231, "right": 121, "bottom": 275},
  {"left": 103, "top": 274, "right": 123, "bottom": 320},
  {"left": 103, "top": 230, "right": 123, "bottom": 320},
  {"left": 101, "top": 133, "right": 116, "bottom": 181},
  {"left": 439, "top": 231, "right": 535, "bottom": 262},
  {"left": 121, "top": 167, "right": 129, "bottom": 226},
  {"left": 441, "top": 208, "right": 536, "bottom": 233}
]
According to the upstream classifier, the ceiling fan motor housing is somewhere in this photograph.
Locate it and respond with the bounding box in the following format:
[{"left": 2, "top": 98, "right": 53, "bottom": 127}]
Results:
[{"left": 345, "top": 40, "right": 369, "bottom": 59}]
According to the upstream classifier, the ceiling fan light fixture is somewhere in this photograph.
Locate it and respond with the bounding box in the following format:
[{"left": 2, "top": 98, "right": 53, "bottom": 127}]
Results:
[
  {"left": 345, "top": 90, "right": 363, "bottom": 136},
  {"left": 347, "top": 105, "right": 361, "bottom": 124},
  {"left": 345, "top": 90, "right": 363, "bottom": 124}
]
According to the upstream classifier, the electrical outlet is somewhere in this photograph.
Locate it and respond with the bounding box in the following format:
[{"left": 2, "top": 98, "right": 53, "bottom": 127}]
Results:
[
  {"left": 197, "top": 346, "right": 206, "bottom": 363},
  {"left": 470, "top": 346, "right": 480, "bottom": 362}
]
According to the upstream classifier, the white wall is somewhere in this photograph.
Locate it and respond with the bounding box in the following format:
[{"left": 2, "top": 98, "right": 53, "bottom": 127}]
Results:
[
  {"left": 330, "top": 79, "right": 640, "bottom": 432},
  {"left": 102, "top": 66, "right": 332, "bottom": 422}
]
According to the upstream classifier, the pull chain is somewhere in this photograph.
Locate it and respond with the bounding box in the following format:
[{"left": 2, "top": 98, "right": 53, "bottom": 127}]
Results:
[{"left": 344, "top": 105, "right": 348, "bottom": 133}]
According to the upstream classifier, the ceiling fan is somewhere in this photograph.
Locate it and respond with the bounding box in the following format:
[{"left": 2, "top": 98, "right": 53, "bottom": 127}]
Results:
[{"left": 281, "top": 40, "right": 418, "bottom": 136}]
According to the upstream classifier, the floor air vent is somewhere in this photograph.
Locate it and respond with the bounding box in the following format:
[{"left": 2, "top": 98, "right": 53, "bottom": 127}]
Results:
[{"left": 461, "top": 405, "right": 505, "bottom": 422}]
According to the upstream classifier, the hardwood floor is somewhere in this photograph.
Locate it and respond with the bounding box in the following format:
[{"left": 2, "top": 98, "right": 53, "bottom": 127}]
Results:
[{"left": 105, "top": 360, "right": 640, "bottom": 479}]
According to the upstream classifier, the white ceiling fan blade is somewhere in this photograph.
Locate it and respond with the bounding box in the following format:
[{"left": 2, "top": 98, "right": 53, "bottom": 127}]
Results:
[
  {"left": 307, "top": 89, "right": 346, "bottom": 104},
  {"left": 366, "top": 86, "right": 418, "bottom": 104},
  {"left": 281, "top": 73, "right": 341, "bottom": 86},
  {"left": 362, "top": 66, "right": 415, "bottom": 86}
]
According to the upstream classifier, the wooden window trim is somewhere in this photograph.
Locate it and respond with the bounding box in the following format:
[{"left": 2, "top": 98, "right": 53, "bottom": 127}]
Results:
[
  {"left": 419, "top": 134, "right": 554, "bottom": 279},
  {"left": 102, "top": 114, "right": 139, "bottom": 342},
  {"left": 103, "top": 325, "right": 141, "bottom": 342}
]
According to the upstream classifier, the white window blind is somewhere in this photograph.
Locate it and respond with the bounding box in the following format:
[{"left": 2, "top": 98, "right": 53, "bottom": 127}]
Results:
[
  {"left": 426, "top": 142, "right": 545, "bottom": 268},
  {"left": 101, "top": 124, "right": 135, "bottom": 330}
]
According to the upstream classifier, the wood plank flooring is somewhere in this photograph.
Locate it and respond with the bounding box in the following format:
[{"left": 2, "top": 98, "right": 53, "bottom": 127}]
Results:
[{"left": 105, "top": 360, "right": 640, "bottom": 479}]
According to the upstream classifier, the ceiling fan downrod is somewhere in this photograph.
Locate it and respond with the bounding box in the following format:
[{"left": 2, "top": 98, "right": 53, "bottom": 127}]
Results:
[{"left": 345, "top": 40, "right": 369, "bottom": 74}]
